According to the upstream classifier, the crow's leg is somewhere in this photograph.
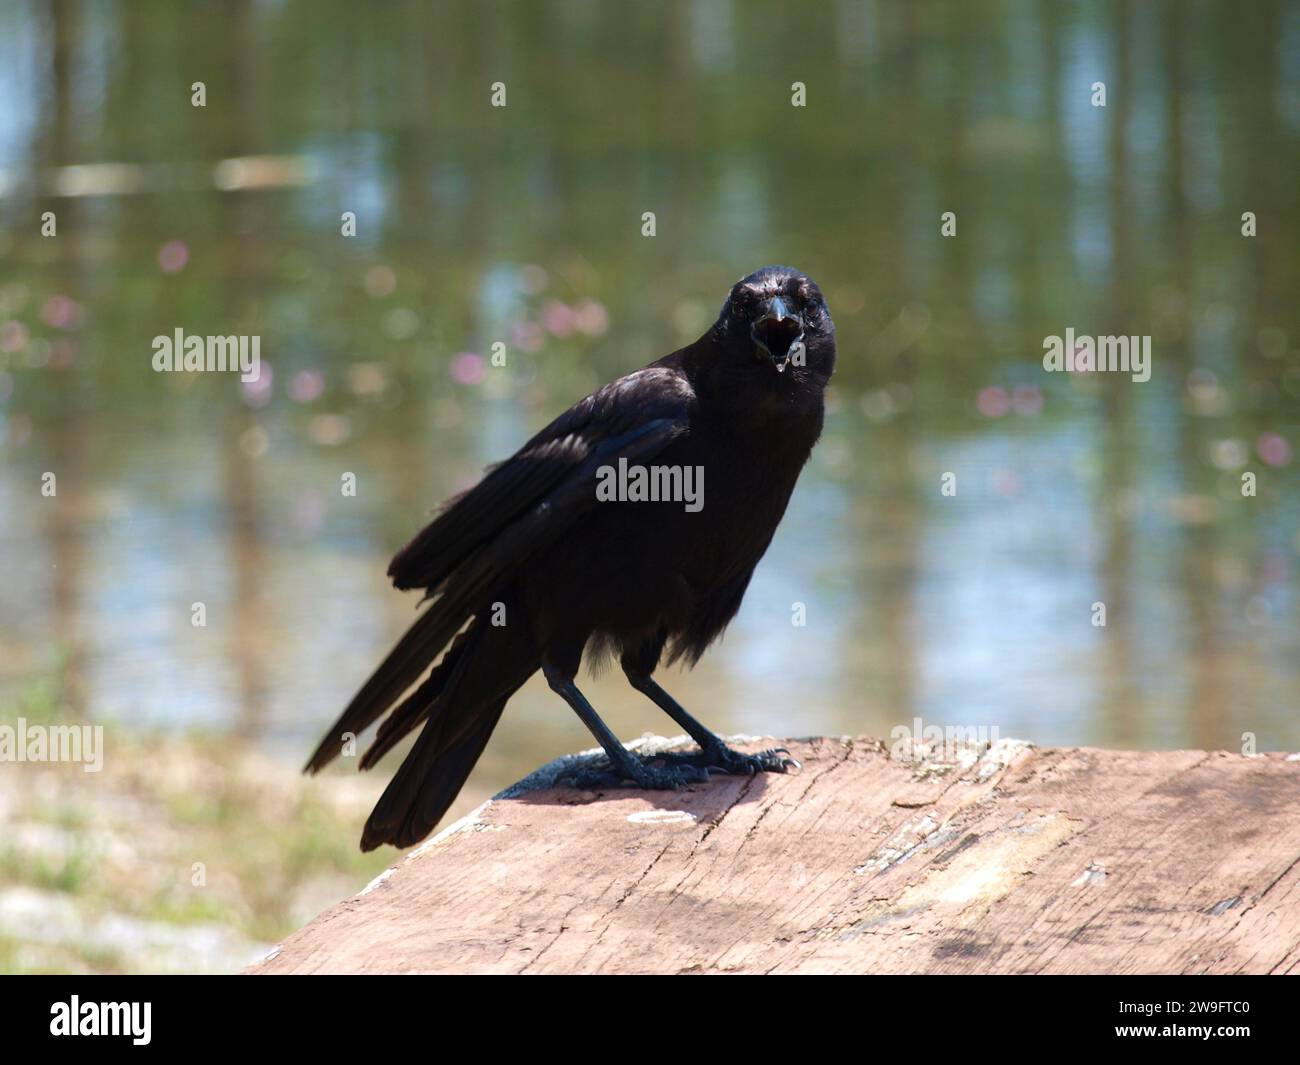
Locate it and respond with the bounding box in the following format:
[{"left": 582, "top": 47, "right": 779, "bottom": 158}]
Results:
[
  {"left": 620, "top": 648, "right": 799, "bottom": 776},
  {"left": 541, "top": 657, "right": 707, "bottom": 790}
]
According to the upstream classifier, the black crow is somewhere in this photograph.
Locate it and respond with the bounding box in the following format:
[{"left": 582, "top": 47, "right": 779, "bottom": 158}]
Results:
[{"left": 306, "top": 265, "right": 836, "bottom": 850}]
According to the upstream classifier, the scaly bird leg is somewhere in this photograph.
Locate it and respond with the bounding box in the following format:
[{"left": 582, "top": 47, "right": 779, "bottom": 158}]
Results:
[
  {"left": 624, "top": 670, "right": 800, "bottom": 775},
  {"left": 542, "top": 662, "right": 708, "bottom": 790}
]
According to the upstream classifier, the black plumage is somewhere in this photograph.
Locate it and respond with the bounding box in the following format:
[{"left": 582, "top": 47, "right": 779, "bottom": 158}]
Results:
[{"left": 306, "top": 265, "right": 836, "bottom": 850}]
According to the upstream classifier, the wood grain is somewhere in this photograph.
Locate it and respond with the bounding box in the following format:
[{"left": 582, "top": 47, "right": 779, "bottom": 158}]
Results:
[{"left": 246, "top": 737, "right": 1300, "bottom": 974}]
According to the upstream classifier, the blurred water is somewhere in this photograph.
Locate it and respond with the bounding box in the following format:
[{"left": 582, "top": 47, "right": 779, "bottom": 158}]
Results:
[{"left": 0, "top": 0, "right": 1297, "bottom": 796}]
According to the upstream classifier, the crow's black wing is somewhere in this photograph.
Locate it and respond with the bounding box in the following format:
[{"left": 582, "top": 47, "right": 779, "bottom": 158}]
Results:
[{"left": 387, "top": 365, "right": 694, "bottom": 592}]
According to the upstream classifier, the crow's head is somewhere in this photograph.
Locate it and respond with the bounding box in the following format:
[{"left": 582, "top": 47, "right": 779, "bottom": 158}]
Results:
[{"left": 719, "top": 265, "right": 835, "bottom": 379}]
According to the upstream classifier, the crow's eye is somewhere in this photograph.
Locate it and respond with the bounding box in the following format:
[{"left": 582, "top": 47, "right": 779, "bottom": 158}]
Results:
[{"left": 731, "top": 290, "right": 756, "bottom": 318}]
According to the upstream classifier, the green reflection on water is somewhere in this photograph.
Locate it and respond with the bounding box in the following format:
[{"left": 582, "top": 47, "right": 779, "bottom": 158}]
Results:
[{"left": 0, "top": 1, "right": 1297, "bottom": 797}]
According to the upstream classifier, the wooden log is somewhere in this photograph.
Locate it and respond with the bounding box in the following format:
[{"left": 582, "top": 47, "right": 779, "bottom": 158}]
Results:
[{"left": 246, "top": 735, "right": 1300, "bottom": 974}]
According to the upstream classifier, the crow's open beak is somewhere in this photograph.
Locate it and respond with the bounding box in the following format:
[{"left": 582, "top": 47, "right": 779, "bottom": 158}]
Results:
[{"left": 750, "top": 296, "right": 804, "bottom": 373}]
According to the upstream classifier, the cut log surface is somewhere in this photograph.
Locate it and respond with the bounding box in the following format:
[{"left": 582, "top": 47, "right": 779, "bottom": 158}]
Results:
[{"left": 247, "top": 735, "right": 1300, "bottom": 974}]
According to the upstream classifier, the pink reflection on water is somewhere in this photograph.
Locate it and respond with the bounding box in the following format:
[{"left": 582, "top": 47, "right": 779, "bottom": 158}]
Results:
[
  {"left": 158, "top": 240, "right": 189, "bottom": 273},
  {"left": 511, "top": 321, "right": 545, "bottom": 353},
  {"left": 450, "top": 352, "right": 485, "bottom": 385},
  {"left": 289, "top": 369, "right": 325, "bottom": 403},
  {"left": 541, "top": 300, "right": 577, "bottom": 337},
  {"left": 574, "top": 298, "right": 609, "bottom": 336},
  {"left": 1256, "top": 432, "right": 1291, "bottom": 467},
  {"left": 0, "top": 320, "right": 28, "bottom": 352},
  {"left": 42, "top": 295, "right": 82, "bottom": 330},
  {"left": 1012, "top": 384, "right": 1043, "bottom": 415},
  {"left": 977, "top": 385, "right": 1010, "bottom": 417},
  {"left": 242, "top": 361, "right": 273, "bottom": 407}
]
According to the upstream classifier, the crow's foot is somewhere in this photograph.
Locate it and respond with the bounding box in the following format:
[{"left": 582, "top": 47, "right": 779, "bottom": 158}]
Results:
[
  {"left": 566, "top": 756, "right": 709, "bottom": 792},
  {"left": 652, "top": 743, "right": 800, "bottom": 776}
]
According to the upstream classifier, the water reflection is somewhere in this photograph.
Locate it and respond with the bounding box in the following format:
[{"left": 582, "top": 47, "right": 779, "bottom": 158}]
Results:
[{"left": 0, "top": 1, "right": 1296, "bottom": 799}]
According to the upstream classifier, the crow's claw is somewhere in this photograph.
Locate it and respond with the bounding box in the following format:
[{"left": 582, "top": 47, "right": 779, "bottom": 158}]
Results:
[{"left": 651, "top": 744, "right": 800, "bottom": 777}]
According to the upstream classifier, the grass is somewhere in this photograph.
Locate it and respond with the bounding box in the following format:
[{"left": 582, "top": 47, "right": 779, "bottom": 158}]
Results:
[{"left": 0, "top": 672, "right": 394, "bottom": 973}]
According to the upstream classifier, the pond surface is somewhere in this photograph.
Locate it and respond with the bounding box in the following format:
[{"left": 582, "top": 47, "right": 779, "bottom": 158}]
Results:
[{"left": 1, "top": 2, "right": 1297, "bottom": 797}]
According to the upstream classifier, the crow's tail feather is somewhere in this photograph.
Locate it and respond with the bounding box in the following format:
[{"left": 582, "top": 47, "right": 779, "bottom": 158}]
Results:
[
  {"left": 359, "top": 618, "right": 540, "bottom": 851},
  {"left": 357, "top": 622, "right": 480, "bottom": 771},
  {"left": 304, "top": 604, "right": 471, "bottom": 775},
  {"left": 358, "top": 694, "right": 511, "bottom": 851}
]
